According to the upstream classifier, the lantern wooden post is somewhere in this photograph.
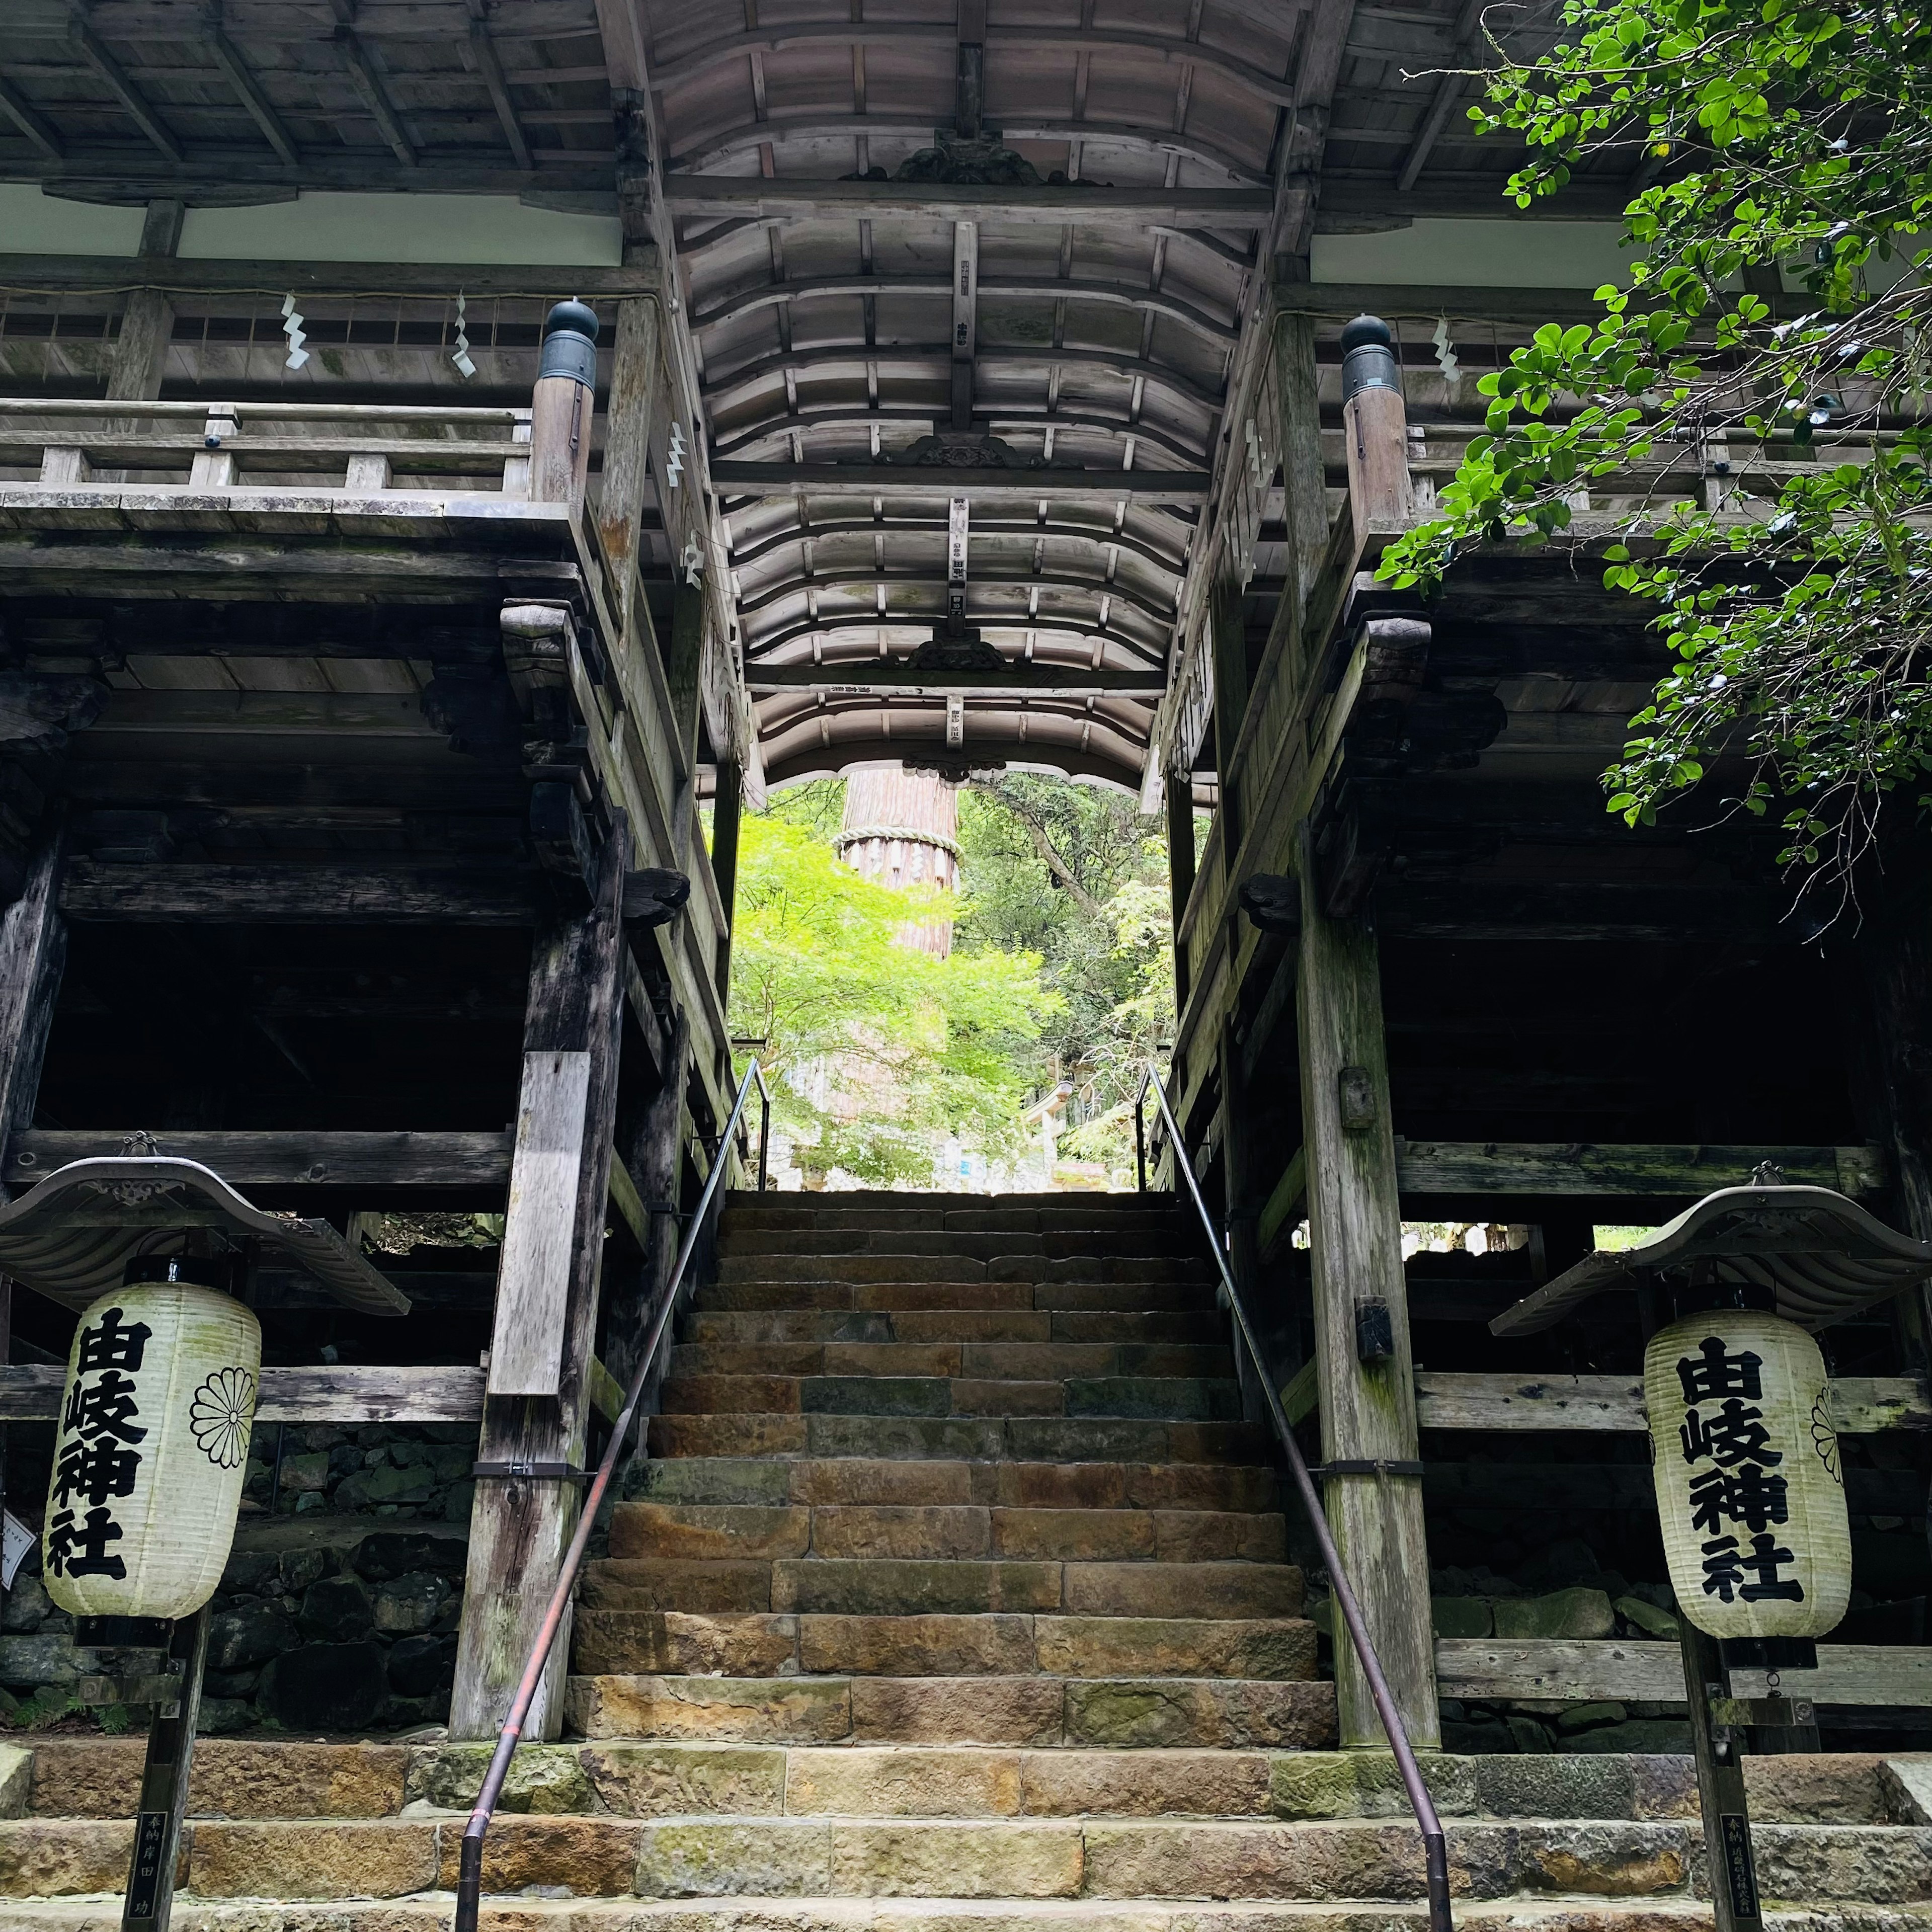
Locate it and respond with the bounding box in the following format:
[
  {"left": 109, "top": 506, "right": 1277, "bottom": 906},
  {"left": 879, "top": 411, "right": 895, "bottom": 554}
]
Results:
[
  {"left": 1294, "top": 827, "right": 1438, "bottom": 1750},
  {"left": 530, "top": 299, "right": 599, "bottom": 506},
  {"left": 451, "top": 820, "right": 629, "bottom": 1740},
  {"left": 121, "top": 1605, "right": 210, "bottom": 1932},
  {"left": 1339, "top": 315, "right": 1413, "bottom": 529}
]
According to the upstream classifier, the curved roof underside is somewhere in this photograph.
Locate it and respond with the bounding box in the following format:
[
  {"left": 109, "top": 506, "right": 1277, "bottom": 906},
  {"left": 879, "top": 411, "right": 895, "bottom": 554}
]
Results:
[{"left": 644, "top": 0, "right": 1286, "bottom": 793}]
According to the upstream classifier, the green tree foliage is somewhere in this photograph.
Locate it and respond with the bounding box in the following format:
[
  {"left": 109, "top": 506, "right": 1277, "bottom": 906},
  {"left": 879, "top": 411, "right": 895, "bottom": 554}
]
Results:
[
  {"left": 1381, "top": 0, "right": 1932, "bottom": 898},
  {"left": 727, "top": 808, "right": 1057, "bottom": 1183},
  {"left": 955, "top": 777, "right": 1185, "bottom": 1171}
]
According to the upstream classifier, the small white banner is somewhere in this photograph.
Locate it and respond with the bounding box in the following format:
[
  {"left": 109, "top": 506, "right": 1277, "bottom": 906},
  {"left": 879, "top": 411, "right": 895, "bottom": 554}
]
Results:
[{"left": 2, "top": 1508, "right": 33, "bottom": 1589}]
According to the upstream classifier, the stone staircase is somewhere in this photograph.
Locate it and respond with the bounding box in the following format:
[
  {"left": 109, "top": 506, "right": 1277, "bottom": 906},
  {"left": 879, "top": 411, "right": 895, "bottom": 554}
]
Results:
[{"left": 5, "top": 1189, "right": 1932, "bottom": 1929}]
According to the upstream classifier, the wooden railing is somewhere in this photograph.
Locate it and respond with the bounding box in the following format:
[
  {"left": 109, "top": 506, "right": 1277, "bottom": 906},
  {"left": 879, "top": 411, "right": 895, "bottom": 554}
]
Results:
[{"left": 0, "top": 396, "right": 534, "bottom": 496}]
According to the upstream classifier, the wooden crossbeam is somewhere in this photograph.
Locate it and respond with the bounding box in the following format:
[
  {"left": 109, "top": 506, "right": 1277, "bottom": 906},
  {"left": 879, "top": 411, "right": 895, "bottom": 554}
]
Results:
[
  {"left": 1252, "top": 1142, "right": 1886, "bottom": 1254},
  {"left": 58, "top": 862, "right": 548, "bottom": 924},
  {"left": 5, "top": 1130, "right": 513, "bottom": 1191},
  {"left": 0, "top": 1362, "right": 482, "bottom": 1424},
  {"left": 1395, "top": 1140, "right": 1885, "bottom": 1199},
  {"left": 1436, "top": 1638, "right": 1932, "bottom": 1707},
  {"left": 664, "top": 178, "right": 1276, "bottom": 226},
  {"left": 747, "top": 663, "right": 1167, "bottom": 697},
  {"left": 710, "top": 462, "right": 1213, "bottom": 502},
  {"left": 1413, "top": 1371, "right": 1930, "bottom": 1434}
]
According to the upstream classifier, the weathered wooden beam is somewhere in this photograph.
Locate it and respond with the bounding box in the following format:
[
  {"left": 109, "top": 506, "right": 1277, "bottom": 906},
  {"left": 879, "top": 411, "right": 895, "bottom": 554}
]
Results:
[
  {"left": 711, "top": 461, "right": 1212, "bottom": 503},
  {"left": 0, "top": 75, "right": 65, "bottom": 162},
  {"left": 0, "top": 1361, "right": 483, "bottom": 1424},
  {"left": 666, "top": 177, "right": 1275, "bottom": 227},
  {"left": 72, "top": 19, "right": 185, "bottom": 164},
  {"left": 0, "top": 257, "right": 652, "bottom": 299},
  {"left": 206, "top": 27, "right": 302, "bottom": 166},
  {"left": 7, "top": 1129, "right": 511, "bottom": 1192},
  {"left": 467, "top": 15, "right": 534, "bottom": 171},
  {"left": 0, "top": 825, "right": 68, "bottom": 1148},
  {"left": 1414, "top": 1371, "right": 1930, "bottom": 1434},
  {"left": 59, "top": 863, "right": 548, "bottom": 925},
  {"left": 598, "top": 294, "right": 661, "bottom": 629},
  {"left": 336, "top": 28, "right": 419, "bottom": 167},
  {"left": 1394, "top": 1140, "right": 1885, "bottom": 1200},
  {"left": 453, "top": 823, "right": 628, "bottom": 1741},
  {"left": 747, "top": 663, "right": 1167, "bottom": 697},
  {"left": 1435, "top": 1638, "right": 1932, "bottom": 1707},
  {"left": 1295, "top": 832, "right": 1438, "bottom": 1750}
]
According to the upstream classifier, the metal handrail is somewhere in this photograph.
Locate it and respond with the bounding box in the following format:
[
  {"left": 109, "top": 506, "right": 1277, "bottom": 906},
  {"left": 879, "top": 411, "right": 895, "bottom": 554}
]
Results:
[
  {"left": 1134, "top": 1061, "right": 1452, "bottom": 1932},
  {"left": 452, "top": 1057, "right": 772, "bottom": 1932}
]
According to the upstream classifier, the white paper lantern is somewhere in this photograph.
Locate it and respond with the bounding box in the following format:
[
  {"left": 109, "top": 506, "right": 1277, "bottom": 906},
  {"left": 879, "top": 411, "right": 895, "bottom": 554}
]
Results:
[
  {"left": 1645, "top": 1307, "right": 1850, "bottom": 1641},
  {"left": 41, "top": 1265, "right": 261, "bottom": 1622}
]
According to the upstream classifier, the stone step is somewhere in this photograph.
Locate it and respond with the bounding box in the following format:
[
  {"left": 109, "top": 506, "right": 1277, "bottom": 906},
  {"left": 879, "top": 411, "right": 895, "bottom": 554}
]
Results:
[
  {"left": 566, "top": 1675, "right": 1336, "bottom": 1749},
  {"left": 682, "top": 1309, "right": 1227, "bottom": 1345},
  {"left": 717, "top": 1255, "right": 1217, "bottom": 1288},
  {"left": 719, "top": 1231, "right": 1207, "bottom": 1262},
  {"left": 631, "top": 1457, "right": 1278, "bottom": 1512},
  {"left": 570, "top": 1608, "right": 1320, "bottom": 1681},
  {"left": 579, "top": 1556, "right": 1305, "bottom": 1620},
  {"left": 31, "top": 1899, "right": 1923, "bottom": 1932},
  {"left": 618, "top": 1815, "right": 1930, "bottom": 1905},
  {"left": 35, "top": 1812, "right": 1920, "bottom": 1906},
  {"left": 659, "top": 1375, "right": 1244, "bottom": 1422},
  {"left": 668, "top": 1341, "right": 1234, "bottom": 1381},
  {"left": 695, "top": 1281, "right": 1218, "bottom": 1315},
  {"left": 611, "top": 1501, "right": 1287, "bottom": 1564},
  {"left": 645, "top": 1412, "right": 1271, "bottom": 1466},
  {"left": 16, "top": 1736, "right": 1910, "bottom": 1826},
  {"left": 8, "top": 1810, "right": 1864, "bottom": 1909}
]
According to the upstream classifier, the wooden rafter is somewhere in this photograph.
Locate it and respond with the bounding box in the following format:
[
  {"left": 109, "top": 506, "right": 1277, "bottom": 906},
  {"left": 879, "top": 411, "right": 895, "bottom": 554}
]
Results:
[
  {"left": 465, "top": 7, "right": 535, "bottom": 172},
  {"left": 206, "top": 25, "right": 302, "bottom": 168},
  {"left": 71, "top": 17, "right": 184, "bottom": 164},
  {"left": 0, "top": 73, "right": 64, "bottom": 161}
]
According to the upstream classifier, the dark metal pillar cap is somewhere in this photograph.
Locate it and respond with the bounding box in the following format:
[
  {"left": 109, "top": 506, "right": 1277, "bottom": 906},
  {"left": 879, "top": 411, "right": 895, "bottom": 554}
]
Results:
[
  {"left": 539, "top": 298, "right": 600, "bottom": 387},
  {"left": 1340, "top": 312, "right": 1400, "bottom": 400}
]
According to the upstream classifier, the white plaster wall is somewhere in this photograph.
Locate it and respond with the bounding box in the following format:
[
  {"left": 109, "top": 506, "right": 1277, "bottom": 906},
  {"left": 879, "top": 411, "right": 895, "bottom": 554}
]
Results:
[
  {"left": 1315, "top": 219, "right": 1634, "bottom": 289},
  {"left": 0, "top": 186, "right": 145, "bottom": 255},
  {"left": 179, "top": 193, "right": 621, "bottom": 265}
]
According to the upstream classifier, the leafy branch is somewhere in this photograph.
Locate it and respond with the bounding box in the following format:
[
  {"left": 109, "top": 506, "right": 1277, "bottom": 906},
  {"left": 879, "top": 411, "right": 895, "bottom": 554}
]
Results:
[{"left": 1380, "top": 0, "right": 1932, "bottom": 906}]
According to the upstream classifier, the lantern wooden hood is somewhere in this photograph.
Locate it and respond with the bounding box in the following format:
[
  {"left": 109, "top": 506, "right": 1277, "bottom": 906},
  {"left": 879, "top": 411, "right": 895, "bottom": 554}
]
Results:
[
  {"left": 1491, "top": 1181, "right": 1932, "bottom": 1338},
  {"left": 0, "top": 1156, "right": 408, "bottom": 1317}
]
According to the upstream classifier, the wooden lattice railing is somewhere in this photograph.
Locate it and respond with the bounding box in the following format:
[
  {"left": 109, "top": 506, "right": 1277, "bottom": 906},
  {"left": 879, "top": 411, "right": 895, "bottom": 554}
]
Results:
[{"left": 0, "top": 395, "right": 535, "bottom": 496}]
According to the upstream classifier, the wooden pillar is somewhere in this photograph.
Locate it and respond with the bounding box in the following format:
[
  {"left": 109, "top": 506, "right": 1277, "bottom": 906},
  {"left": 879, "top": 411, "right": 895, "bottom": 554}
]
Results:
[
  {"left": 0, "top": 820, "right": 66, "bottom": 1544},
  {"left": 667, "top": 584, "right": 705, "bottom": 860},
  {"left": 1209, "top": 579, "right": 1249, "bottom": 853},
  {"left": 531, "top": 300, "right": 600, "bottom": 506},
  {"left": 597, "top": 294, "right": 661, "bottom": 630},
  {"left": 710, "top": 757, "right": 744, "bottom": 994},
  {"left": 606, "top": 1004, "right": 691, "bottom": 1410},
  {"left": 1294, "top": 828, "right": 1437, "bottom": 1750},
  {"left": 1166, "top": 769, "right": 1196, "bottom": 1013},
  {"left": 1273, "top": 273, "right": 1330, "bottom": 614},
  {"left": 451, "top": 820, "right": 630, "bottom": 1741},
  {"left": 107, "top": 201, "right": 184, "bottom": 404},
  {"left": 0, "top": 822, "right": 69, "bottom": 1147},
  {"left": 1339, "top": 315, "right": 1413, "bottom": 528}
]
